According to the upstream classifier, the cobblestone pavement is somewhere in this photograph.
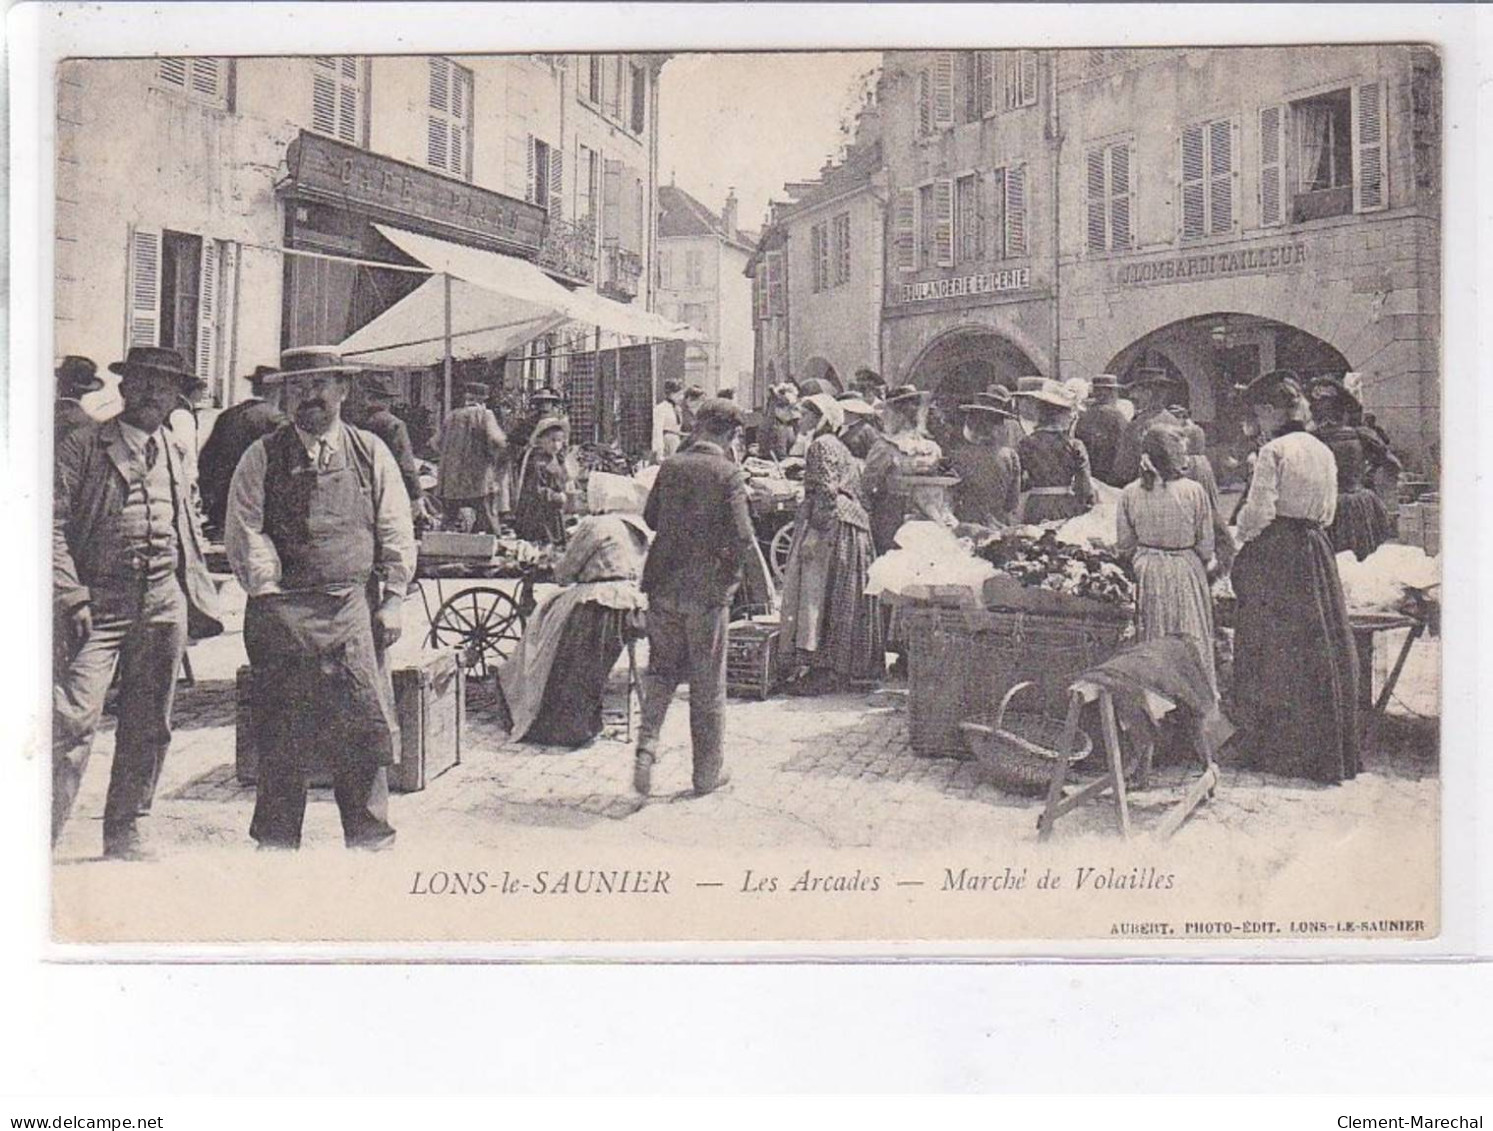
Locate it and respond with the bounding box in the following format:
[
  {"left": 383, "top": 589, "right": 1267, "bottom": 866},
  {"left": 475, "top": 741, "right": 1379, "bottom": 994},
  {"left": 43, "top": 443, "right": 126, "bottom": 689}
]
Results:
[{"left": 52, "top": 599, "right": 1441, "bottom": 864}]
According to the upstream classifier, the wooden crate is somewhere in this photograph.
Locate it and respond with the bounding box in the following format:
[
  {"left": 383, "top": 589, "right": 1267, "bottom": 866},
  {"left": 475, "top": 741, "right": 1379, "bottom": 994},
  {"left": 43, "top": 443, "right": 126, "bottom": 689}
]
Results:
[
  {"left": 727, "top": 620, "right": 782, "bottom": 700},
  {"left": 235, "top": 651, "right": 464, "bottom": 793}
]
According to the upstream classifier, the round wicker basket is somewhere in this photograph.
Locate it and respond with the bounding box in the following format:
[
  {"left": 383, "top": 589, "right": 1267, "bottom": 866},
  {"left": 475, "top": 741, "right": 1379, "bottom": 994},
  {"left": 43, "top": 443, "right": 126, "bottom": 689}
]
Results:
[{"left": 959, "top": 682, "right": 1093, "bottom": 796}]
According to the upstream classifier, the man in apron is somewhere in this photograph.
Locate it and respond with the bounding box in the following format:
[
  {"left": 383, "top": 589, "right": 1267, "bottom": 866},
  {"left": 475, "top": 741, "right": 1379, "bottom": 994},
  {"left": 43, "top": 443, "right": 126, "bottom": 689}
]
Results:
[{"left": 225, "top": 347, "right": 416, "bottom": 850}]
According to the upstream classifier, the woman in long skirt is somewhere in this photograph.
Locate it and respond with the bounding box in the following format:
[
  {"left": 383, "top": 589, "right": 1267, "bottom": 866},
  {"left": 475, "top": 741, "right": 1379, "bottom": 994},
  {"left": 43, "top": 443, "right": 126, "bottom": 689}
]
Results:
[
  {"left": 497, "top": 473, "right": 649, "bottom": 748},
  {"left": 1230, "top": 371, "right": 1360, "bottom": 783},
  {"left": 779, "top": 394, "right": 884, "bottom": 694},
  {"left": 1117, "top": 425, "right": 1218, "bottom": 690},
  {"left": 1308, "top": 376, "right": 1398, "bottom": 561}
]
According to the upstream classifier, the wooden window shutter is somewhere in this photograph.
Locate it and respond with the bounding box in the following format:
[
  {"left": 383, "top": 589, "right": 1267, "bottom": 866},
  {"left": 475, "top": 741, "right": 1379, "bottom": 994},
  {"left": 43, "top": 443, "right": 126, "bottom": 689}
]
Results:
[
  {"left": 1005, "top": 165, "right": 1027, "bottom": 257},
  {"left": 195, "top": 239, "right": 220, "bottom": 384},
  {"left": 189, "top": 58, "right": 222, "bottom": 99},
  {"left": 1180, "top": 124, "right": 1206, "bottom": 240},
  {"left": 933, "top": 53, "right": 955, "bottom": 128},
  {"left": 525, "top": 135, "right": 537, "bottom": 203},
  {"left": 917, "top": 69, "right": 932, "bottom": 136},
  {"left": 894, "top": 187, "right": 917, "bottom": 271},
  {"left": 428, "top": 117, "right": 449, "bottom": 171},
  {"left": 1019, "top": 50, "right": 1039, "bottom": 107},
  {"left": 126, "top": 226, "right": 162, "bottom": 348},
  {"left": 1208, "top": 118, "right": 1235, "bottom": 234},
  {"left": 451, "top": 67, "right": 471, "bottom": 178},
  {"left": 602, "top": 158, "right": 622, "bottom": 242},
  {"left": 548, "top": 145, "right": 564, "bottom": 217},
  {"left": 1352, "top": 79, "right": 1389, "bottom": 212},
  {"left": 1002, "top": 51, "right": 1021, "bottom": 111},
  {"left": 1258, "top": 104, "right": 1285, "bottom": 227},
  {"left": 336, "top": 59, "right": 360, "bottom": 144},
  {"left": 989, "top": 167, "right": 1006, "bottom": 258},
  {"left": 1086, "top": 147, "right": 1108, "bottom": 252},
  {"left": 934, "top": 178, "right": 955, "bottom": 266},
  {"left": 979, "top": 51, "right": 997, "bottom": 116},
  {"left": 429, "top": 57, "right": 449, "bottom": 111},
  {"left": 1110, "top": 142, "right": 1132, "bottom": 249},
  {"left": 158, "top": 58, "right": 188, "bottom": 88},
  {"left": 311, "top": 64, "right": 337, "bottom": 137},
  {"left": 766, "top": 250, "right": 785, "bottom": 316}
]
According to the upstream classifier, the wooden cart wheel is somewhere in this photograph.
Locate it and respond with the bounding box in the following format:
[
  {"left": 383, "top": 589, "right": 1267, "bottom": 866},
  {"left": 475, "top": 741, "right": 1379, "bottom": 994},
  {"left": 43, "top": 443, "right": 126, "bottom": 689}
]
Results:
[
  {"left": 767, "top": 521, "right": 795, "bottom": 583},
  {"left": 425, "top": 585, "right": 525, "bottom": 680}
]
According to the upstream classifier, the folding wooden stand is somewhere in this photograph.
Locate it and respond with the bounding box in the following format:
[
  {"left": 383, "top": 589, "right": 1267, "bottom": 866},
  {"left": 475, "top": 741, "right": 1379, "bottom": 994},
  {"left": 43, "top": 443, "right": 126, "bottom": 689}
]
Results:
[{"left": 1037, "top": 680, "right": 1219, "bottom": 840}]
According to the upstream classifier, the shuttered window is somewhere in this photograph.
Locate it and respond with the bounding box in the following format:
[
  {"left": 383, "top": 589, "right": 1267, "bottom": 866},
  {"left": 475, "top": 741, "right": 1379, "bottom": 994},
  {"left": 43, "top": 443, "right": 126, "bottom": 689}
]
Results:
[
  {"left": 1086, "top": 141, "right": 1134, "bottom": 252},
  {"left": 932, "top": 53, "right": 955, "bottom": 129},
  {"left": 195, "top": 239, "right": 220, "bottom": 385},
  {"left": 126, "top": 226, "right": 162, "bottom": 347},
  {"left": 811, "top": 222, "right": 828, "bottom": 292},
  {"left": 1258, "top": 104, "right": 1285, "bottom": 227},
  {"left": 310, "top": 57, "right": 363, "bottom": 145},
  {"left": 955, "top": 173, "right": 983, "bottom": 263},
  {"left": 833, "top": 212, "right": 852, "bottom": 284},
  {"left": 526, "top": 137, "right": 561, "bottom": 212},
  {"left": 427, "top": 57, "right": 473, "bottom": 180},
  {"left": 765, "top": 250, "right": 786, "bottom": 316},
  {"left": 156, "top": 57, "right": 229, "bottom": 108},
  {"left": 752, "top": 262, "right": 768, "bottom": 322},
  {"left": 1352, "top": 79, "right": 1389, "bottom": 212},
  {"left": 917, "top": 69, "right": 932, "bottom": 136},
  {"left": 1004, "top": 164, "right": 1028, "bottom": 257},
  {"left": 630, "top": 63, "right": 647, "bottom": 133},
  {"left": 1000, "top": 50, "right": 1039, "bottom": 112},
  {"left": 894, "top": 188, "right": 917, "bottom": 272},
  {"left": 125, "top": 226, "right": 231, "bottom": 388},
  {"left": 602, "top": 159, "right": 622, "bottom": 245},
  {"left": 1180, "top": 117, "right": 1236, "bottom": 240}
]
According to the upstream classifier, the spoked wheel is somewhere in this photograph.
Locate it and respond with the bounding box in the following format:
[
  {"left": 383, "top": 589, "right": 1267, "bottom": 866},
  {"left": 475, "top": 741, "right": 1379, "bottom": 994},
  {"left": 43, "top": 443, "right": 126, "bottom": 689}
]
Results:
[
  {"left": 426, "top": 586, "right": 525, "bottom": 680},
  {"left": 767, "top": 521, "right": 795, "bottom": 584}
]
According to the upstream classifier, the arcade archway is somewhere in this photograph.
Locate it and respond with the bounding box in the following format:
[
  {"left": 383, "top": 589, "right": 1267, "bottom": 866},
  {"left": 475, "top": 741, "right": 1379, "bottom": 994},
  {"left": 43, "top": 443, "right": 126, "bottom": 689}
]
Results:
[
  {"left": 799, "top": 356, "right": 843, "bottom": 392},
  {"left": 905, "top": 327, "right": 1042, "bottom": 448}
]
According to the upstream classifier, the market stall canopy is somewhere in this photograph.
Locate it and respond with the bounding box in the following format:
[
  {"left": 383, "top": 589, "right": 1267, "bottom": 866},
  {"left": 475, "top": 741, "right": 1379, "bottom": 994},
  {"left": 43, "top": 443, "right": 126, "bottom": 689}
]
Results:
[{"left": 338, "top": 224, "right": 704, "bottom": 366}]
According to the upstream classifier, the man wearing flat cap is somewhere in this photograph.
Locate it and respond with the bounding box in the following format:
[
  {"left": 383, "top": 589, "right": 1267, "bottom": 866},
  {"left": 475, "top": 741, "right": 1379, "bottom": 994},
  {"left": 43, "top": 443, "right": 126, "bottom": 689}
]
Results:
[
  {"left": 55, "top": 355, "right": 105, "bottom": 442},
  {"left": 437, "top": 381, "right": 510, "bottom": 534},
  {"left": 53, "top": 346, "right": 223, "bottom": 858},
  {"left": 225, "top": 346, "right": 415, "bottom": 850},
  {"left": 197, "top": 365, "right": 286, "bottom": 535},
  {"left": 1112, "top": 368, "right": 1183, "bottom": 486}
]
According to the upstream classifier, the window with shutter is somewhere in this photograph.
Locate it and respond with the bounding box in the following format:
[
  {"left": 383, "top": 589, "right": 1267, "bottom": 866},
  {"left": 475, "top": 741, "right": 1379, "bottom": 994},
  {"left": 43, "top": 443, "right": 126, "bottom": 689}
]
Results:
[
  {"left": 933, "top": 53, "right": 955, "bottom": 129},
  {"left": 587, "top": 56, "right": 603, "bottom": 105},
  {"left": 549, "top": 145, "right": 565, "bottom": 217},
  {"left": 811, "top": 223, "right": 827, "bottom": 292},
  {"left": 963, "top": 53, "right": 981, "bottom": 123},
  {"left": 311, "top": 57, "right": 362, "bottom": 145},
  {"left": 427, "top": 57, "right": 473, "bottom": 180},
  {"left": 917, "top": 69, "right": 932, "bottom": 136},
  {"left": 978, "top": 51, "right": 997, "bottom": 117},
  {"left": 918, "top": 183, "right": 936, "bottom": 269},
  {"left": 196, "top": 240, "right": 220, "bottom": 384},
  {"left": 602, "top": 159, "right": 622, "bottom": 244},
  {"left": 156, "top": 57, "right": 228, "bottom": 107},
  {"left": 1086, "top": 143, "right": 1133, "bottom": 253},
  {"left": 1180, "top": 123, "right": 1207, "bottom": 240},
  {"left": 1109, "top": 142, "right": 1133, "bottom": 249},
  {"left": 1019, "top": 51, "right": 1039, "bottom": 108},
  {"left": 1208, "top": 118, "right": 1235, "bottom": 233},
  {"left": 989, "top": 167, "right": 1006, "bottom": 259},
  {"left": 126, "top": 226, "right": 162, "bottom": 348},
  {"left": 934, "top": 178, "right": 955, "bottom": 266},
  {"left": 894, "top": 188, "right": 917, "bottom": 272},
  {"left": 1005, "top": 165, "right": 1027, "bottom": 257},
  {"left": 630, "top": 63, "right": 647, "bottom": 133},
  {"left": 1259, "top": 104, "right": 1285, "bottom": 227},
  {"left": 834, "top": 212, "right": 852, "bottom": 284},
  {"left": 955, "top": 174, "right": 982, "bottom": 263},
  {"left": 766, "top": 250, "right": 785, "bottom": 316},
  {"left": 1086, "top": 147, "right": 1108, "bottom": 252},
  {"left": 1352, "top": 80, "right": 1388, "bottom": 212}
]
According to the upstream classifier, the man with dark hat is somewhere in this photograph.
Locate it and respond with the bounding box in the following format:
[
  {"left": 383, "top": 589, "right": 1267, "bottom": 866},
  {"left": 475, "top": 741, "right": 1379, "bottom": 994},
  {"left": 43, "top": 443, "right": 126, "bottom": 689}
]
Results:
[
  {"left": 197, "top": 365, "right": 285, "bottom": 534},
  {"left": 1075, "top": 373, "right": 1128, "bottom": 486},
  {"left": 508, "top": 385, "right": 566, "bottom": 455},
  {"left": 349, "top": 373, "right": 427, "bottom": 520},
  {"left": 225, "top": 346, "right": 415, "bottom": 850},
  {"left": 53, "top": 346, "right": 224, "bottom": 857},
  {"left": 437, "top": 381, "right": 510, "bottom": 535},
  {"left": 55, "top": 355, "right": 104, "bottom": 441},
  {"left": 951, "top": 387, "right": 1022, "bottom": 527},
  {"left": 862, "top": 384, "right": 940, "bottom": 555},
  {"left": 634, "top": 397, "right": 767, "bottom": 798},
  {"left": 1112, "top": 368, "right": 1183, "bottom": 485}
]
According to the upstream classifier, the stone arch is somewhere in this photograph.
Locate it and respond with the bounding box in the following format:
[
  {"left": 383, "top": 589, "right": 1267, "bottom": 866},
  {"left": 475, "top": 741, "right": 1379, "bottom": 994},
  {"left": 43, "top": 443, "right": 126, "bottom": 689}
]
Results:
[{"left": 799, "top": 356, "right": 843, "bottom": 392}]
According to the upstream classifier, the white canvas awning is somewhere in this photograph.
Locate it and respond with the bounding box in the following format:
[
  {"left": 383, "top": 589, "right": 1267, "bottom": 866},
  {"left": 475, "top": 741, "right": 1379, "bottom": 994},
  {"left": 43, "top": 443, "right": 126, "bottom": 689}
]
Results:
[{"left": 337, "top": 224, "right": 703, "bottom": 366}]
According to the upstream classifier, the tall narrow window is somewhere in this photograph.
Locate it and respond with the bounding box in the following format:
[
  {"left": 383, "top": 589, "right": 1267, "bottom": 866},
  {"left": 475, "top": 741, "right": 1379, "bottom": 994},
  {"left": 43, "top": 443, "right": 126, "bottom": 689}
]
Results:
[
  {"left": 311, "top": 57, "right": 363, "bottom": 145},
  {"left": 918, "top": 183, "right": 937, "bottom": 268},
  {"left": 1259, "top": 104, "right": 1285, "bottom": 227},
  {"left": 894, "top": 188, "right": 917, "bottom": 272},
  {"left": 427, "top": 57, "right": 474, "bottom": 180},
  {"left": 1004, "top": 164, "right": 1028, "bottom": 257},
  {"left": 1180, "top": 117, "right": 1235, "bottom": 239},
  {"left": 1085, "top": 141, "right": 1134, "bottom": 252},
  {"left": 528, "top": 137, "right": 552, "bottom": 206},
  {"left": 955, "top": 173, "right": 983, "bottom": 263},
  {"left": 833, "top": 212, "right": 852, "bottom": 284},
  {"left": 630, "top": 63, "right": 647, "bottom": 132},
  {"left": 932, "top": 52, "right": 955, "bottom": 129},
  {"left": 811, "top": 222, "right": 829, "bottom": 292},
  {"left": 587, "top": 56, "right": 604, "bottom": 104},
  {"left": 576, "top": 143, "right": 598, "bottom": 225}
]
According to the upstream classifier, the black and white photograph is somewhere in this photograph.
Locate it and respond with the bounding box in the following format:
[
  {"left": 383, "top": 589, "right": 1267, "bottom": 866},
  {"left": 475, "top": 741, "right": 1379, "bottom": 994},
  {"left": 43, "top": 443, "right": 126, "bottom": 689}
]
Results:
[{"left": 36, "top": 35, "right": 1447, "bottom": 948}]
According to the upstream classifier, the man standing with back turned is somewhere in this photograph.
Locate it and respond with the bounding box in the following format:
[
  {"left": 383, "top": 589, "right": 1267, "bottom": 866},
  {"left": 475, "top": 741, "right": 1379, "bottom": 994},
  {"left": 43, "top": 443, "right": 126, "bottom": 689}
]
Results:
[
  {"left": 634, "top": 398, "right": 766, "bottom": 798},
  {"left": 226, "top": 347, "right": 415, "bottom": 850}
]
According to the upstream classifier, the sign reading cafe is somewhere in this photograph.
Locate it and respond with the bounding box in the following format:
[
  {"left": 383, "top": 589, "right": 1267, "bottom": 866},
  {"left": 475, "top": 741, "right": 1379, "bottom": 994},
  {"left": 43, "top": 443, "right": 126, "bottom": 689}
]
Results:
[{"left": 894, "top": 267, "right": 1032, "bottom": 306}]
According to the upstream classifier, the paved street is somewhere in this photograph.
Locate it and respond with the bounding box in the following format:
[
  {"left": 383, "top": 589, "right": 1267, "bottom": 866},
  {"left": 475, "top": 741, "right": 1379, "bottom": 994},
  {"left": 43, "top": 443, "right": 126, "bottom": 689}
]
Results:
[{"left": 52, "top": 577, "right": 1440, "bottom": 866}]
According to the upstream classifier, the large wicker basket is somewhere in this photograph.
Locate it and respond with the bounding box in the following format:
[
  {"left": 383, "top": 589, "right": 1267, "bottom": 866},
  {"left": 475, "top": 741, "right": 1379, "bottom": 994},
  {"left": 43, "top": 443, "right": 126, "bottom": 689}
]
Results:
[
  {"left": 960, "top": 682, "right": 1094, "bottom": 795},
  {"left": 902, "top": 604, "right": 1130, "bottom": 758}
]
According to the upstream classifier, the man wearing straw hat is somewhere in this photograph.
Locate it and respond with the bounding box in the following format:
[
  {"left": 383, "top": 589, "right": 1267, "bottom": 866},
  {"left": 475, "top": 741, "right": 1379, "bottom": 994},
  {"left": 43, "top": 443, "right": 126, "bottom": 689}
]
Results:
[
  {"left": 225, "top": 346, "right": 415, "bottom": 850},
  {"left": 437, "top": 381, "right": 510, "bottom": 535},
  {"left": 53, "top": 346, "right": 223, "bottom": 857},
  {"left": 1112, "top": 368, "right": 1183, "bottom": 486}
]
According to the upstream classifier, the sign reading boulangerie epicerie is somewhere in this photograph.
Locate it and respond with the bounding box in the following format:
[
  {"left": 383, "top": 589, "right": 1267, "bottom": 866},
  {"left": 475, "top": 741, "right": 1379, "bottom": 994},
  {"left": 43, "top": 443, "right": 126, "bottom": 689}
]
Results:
[
  {"left": 1110, "top": 243, "right": 1308, "bottom": 289},
  {"left": 893, "top": 267, "right": 1032, "bottom": 305}
]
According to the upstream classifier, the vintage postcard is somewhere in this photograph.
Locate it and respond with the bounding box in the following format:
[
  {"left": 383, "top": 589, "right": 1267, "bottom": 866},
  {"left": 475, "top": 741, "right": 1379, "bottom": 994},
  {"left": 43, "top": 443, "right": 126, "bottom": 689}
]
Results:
[{"left": 38, "top": 32, "right": 1448, "bottom": 952}]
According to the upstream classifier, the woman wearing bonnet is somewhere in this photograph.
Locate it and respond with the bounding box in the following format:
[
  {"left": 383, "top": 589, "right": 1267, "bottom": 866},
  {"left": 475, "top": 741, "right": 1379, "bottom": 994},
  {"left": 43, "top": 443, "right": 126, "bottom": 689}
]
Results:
[
  {"left": 496, "top": 472, "right": 650, "bottom": 748},
  {"left": 779, "top": 393, "right": 884, "bottom": 694}
]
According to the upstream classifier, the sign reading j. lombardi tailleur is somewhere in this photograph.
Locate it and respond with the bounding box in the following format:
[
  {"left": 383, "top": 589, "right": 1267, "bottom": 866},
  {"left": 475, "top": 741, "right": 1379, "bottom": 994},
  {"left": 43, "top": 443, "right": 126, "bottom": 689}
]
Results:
[
  {"left": 1110, "top": 243, "right": 1308, "bottom": 289},
  {"left": 894, "top": 267, "right": 1032, "bottom": 305}
]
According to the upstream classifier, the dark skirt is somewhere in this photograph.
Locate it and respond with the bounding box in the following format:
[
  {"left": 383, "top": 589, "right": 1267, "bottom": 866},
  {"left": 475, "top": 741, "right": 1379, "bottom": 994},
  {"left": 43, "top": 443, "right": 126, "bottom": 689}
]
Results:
[
  {"left": 806, "top": 521, "right": 884, "bottom": 683},
  {"left": 1329, "top": 487, "right": 1393, "bottom": 561},
  {"left": 1021, "top": 491, "right": 1088, "bottom": 524},
  {"left": 522, "top": 603, "right": 641, "bottom": 748},
  {"left": 1230, "top": 517, "right": 1360, "bottom": 783}
]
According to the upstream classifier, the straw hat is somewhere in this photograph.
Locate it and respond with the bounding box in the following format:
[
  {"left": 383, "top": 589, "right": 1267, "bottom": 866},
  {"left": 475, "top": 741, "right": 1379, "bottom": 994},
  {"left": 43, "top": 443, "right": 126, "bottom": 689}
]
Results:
[
  {"left": 273, "top": 346, "right": 363, "bottom": 381},
  {"left": 1011, "top": 378, "right": 1077, "bottom": 410},
  {"left": 959, "top": 386, "right": 1016, "bottom": 418}
]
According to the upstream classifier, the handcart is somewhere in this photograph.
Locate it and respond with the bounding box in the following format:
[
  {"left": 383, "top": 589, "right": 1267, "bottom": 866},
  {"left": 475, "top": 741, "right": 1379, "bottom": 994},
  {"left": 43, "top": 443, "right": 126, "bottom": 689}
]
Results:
[{"left": 412, "top": 551, "right": 553, "bottom": 682}]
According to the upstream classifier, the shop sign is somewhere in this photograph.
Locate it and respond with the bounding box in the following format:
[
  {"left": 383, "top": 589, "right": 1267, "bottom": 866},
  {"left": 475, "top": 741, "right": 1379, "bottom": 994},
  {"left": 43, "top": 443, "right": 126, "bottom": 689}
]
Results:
[
  {"left": 1110, "top": 242, "right": 1307, "bottom": 289},
  {"left": 892, "top": 267, "right": 1031, "bottom": 306},
  {"left": 283, "top": 131, "right": 546, "bottom": 255}
]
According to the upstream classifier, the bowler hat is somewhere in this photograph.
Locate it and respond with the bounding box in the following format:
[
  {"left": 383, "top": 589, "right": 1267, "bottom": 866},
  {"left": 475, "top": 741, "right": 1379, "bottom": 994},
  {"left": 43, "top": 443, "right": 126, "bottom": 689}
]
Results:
[
  {"left": 108, "top": 345, "right": 196, "bottom": 385},
  {"left": 1308, "top": 375, "right": 1362, "bottom": 413},
  {"left": 1238, "top": 369, "right": 1304, "bottom": 406},
  {"left": 56, "top": 355, "right": 103, "bottom": 395},
  {"left": 276, "top": 346, "right": 362, "bottom": 380},
  {"left": 1123, "top": 368, "right": 1178, "bottom": 390},
  {"left": 1090, "top": 374, "right": 1121, "bottom": 391},
  {"left": 245, "top": 364, "right": 280, "bottom": 390},
  {"left": 960, "top": 386, "right": 1016, "bottom": 418}
]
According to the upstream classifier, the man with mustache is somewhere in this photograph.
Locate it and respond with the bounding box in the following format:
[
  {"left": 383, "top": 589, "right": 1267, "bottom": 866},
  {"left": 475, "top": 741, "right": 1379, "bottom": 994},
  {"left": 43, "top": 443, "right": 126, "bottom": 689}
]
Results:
[
  {"left": 225, "top": 347, "right": 415, "bottom": 850},
  {"left": 53, "top": 346, "right": 223, "bottom": 858}
]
